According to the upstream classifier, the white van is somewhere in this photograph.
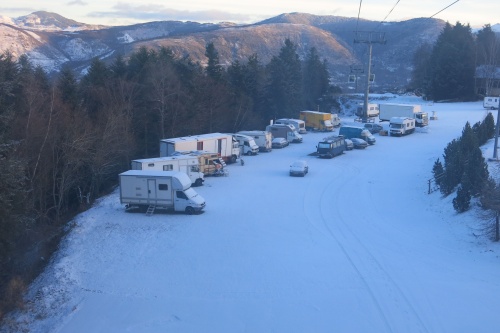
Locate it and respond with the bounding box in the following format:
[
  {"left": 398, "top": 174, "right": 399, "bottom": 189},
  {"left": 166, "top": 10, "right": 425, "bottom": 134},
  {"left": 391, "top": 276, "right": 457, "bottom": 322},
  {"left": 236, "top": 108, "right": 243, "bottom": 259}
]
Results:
[
  {"left": 483, "top": 96, "right": 499, "bottom": 110},
  {"left": 233, "top": 134, "right": 259, "bottom": 155},
  {"left": 237, "top": 130, "right": 272, "bottom": 152}
]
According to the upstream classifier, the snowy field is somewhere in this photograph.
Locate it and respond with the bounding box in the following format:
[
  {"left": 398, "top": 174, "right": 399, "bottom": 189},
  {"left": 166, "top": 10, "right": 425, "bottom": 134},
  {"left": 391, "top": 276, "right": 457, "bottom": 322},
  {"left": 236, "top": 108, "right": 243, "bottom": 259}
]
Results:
[{"left": 3, "top": 95, "right": 500, "bottom": 333}]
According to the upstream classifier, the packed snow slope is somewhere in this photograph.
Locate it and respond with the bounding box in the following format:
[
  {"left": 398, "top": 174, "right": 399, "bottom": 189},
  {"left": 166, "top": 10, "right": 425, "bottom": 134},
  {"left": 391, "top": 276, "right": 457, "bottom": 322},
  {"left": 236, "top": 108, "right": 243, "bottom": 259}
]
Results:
[{"left": 3, "top": 95, "right": 500, "bottom": 333}]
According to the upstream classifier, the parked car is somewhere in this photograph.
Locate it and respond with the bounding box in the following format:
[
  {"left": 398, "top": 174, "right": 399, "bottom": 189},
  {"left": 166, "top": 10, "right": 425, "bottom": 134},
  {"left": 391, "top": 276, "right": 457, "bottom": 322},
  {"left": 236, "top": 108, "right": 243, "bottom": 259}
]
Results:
[
  {"left": 351, "top": 138, "right": 368, "bottom": 149},
  {"left": 363, "top": 123, "right": 383, "bottom": 134},
  {"left": 344, "top": 138, "right": 354, "bottom": 150},
  {"left": 289, "top": 160, "right": 308, "bottom": 177},
  {"left": 272, "top": 137, "right": 289, "bottom": 149}
]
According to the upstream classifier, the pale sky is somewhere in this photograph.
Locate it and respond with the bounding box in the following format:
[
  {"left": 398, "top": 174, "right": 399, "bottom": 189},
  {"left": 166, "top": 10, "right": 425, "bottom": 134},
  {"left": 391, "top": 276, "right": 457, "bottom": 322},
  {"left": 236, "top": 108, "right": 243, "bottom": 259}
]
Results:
[{"left": 0, "top": 1, "right": 497, "bottom": 28}]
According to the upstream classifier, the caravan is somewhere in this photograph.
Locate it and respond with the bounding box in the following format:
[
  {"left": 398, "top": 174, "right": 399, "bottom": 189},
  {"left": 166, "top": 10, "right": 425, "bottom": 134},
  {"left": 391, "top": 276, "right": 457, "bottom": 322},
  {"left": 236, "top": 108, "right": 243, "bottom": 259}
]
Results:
[{"left": 483, "top": 96, "right": 499, "bottom": 110}]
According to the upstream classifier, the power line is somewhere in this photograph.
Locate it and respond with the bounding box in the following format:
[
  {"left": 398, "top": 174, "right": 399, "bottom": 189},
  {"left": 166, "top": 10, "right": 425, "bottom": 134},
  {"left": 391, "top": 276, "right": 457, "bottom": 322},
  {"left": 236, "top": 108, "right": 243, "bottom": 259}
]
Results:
[
  {"left": 379, "top": 0, "right": 402, "bottom": 26},
  {"left": 355, "top": 0, "right": 363, "bottom": 34},
  {"left": 430, "top": 0, "right": 460, "bottom": 19}
]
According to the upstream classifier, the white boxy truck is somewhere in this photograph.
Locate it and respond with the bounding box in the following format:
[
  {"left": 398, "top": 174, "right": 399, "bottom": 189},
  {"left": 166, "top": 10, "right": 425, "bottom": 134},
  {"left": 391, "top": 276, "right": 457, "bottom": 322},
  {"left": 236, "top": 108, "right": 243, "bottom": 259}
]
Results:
[
  {"left": 119, "top": 170, "right": 206, "bottom": 215},
  {"left": 265, "top": 124, "right": 303, "bottom": 143},
  {"left": 237, "top": 130, "right": 273, "bottom": 152},
  {"left": 232, "top": 133, "right": 259, "bottom": 155},
  {"left": 160, "top": 133, "right": 240, "bottom": 163},
  {"left": 379, "top": 103, "right": 428, "bottom": 127},
  {"left": 389, "top": 117, "right": 416, "bottom": 136},
  {"left": 131, "top": 155, "right": 204, "bottom": 187}
]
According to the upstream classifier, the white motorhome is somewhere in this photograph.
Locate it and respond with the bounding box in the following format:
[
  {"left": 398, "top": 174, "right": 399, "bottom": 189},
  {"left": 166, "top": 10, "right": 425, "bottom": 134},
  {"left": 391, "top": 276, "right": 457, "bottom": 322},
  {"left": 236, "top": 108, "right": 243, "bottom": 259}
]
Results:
[
  {"left": 483, "top": 96, "right": 499, "bottom": 110},
  {"left": 379, "top": 103, "right": 428, "bottom": 127},
  {"left": 119, "top": 170, "right": 206, "bottom": 215},
  {"left": 159, "top": 133, "right": 240, "bottom": 163},
  {"left": 389, "top": 117, "right": 415, "bottom": 136},
  {"left": 131, "top": 155, "right": 204, "bottom": 187},
  {"left": 232, "top": 134, "right": 259, "bottom": 155},
  {"left": 236, "top": 130, "right": 273, "bottom": 152},
  {"left": 274, "top": 118, "right": 307, "bottom": 134},
  {"left": 265, "top": 124, "right": 303, "bottom": 143}
]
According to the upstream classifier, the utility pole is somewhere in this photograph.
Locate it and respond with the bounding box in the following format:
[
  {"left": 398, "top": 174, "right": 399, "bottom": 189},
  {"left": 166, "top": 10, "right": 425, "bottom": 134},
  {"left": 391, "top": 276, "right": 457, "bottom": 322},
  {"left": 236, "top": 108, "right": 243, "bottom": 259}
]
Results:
[
  {"left": 493, "top": 98, "right": 500, "bottom": 160},
  {"left": 354, "top": 31, "right": 386, "bottom": 122}
]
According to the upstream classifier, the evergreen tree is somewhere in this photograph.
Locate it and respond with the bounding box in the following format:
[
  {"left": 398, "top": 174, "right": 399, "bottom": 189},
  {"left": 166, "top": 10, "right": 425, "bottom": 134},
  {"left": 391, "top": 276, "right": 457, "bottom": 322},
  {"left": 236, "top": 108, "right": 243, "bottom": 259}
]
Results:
[
  {"left": 205, "top": 42, "right": 224, "bottom": 81},
  {"left": 453, "top": 184, "right": 471, "bottom": 213},
  {"left": 441, "top": 139, "right": 462, "bottom": 195},
  {"left": 57, "top": 66, "right": 79, "bottom": 109},
  {"left": 426, "top": 22, "right": 476, "bottom": 101},
  {"left": 303, "top": 47, "right": 329, "bottom": 110},
  {"left": 432, "top": 158, "right": 445, "bottom": 188},
  {"left": 265, "top": 39, "right": 303, "bottom": 119},
  {"left": 409, "top": 42, "right": 432, "bottom": 95}
]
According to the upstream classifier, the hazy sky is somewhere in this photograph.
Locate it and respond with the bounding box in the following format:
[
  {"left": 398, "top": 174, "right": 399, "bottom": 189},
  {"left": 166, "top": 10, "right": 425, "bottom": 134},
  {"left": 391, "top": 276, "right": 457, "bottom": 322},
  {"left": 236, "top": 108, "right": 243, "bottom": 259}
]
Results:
[{"left": 0, "top": 1, "right": 497, "bottom": 27}]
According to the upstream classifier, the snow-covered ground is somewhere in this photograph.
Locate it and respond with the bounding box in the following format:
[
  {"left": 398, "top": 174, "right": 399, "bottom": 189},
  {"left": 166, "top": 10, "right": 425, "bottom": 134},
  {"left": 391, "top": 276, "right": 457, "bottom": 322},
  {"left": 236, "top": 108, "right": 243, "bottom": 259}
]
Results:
[{"left": 3, "top": 95, "right": 500, "bottom": 333}]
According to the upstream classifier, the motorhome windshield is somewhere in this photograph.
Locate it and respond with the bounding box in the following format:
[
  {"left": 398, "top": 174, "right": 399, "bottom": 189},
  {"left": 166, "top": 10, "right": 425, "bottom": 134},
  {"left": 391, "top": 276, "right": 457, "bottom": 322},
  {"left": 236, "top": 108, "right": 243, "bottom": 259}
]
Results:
[
  {"left": 184, "top": 187, "right": 198, "bottom": 199},
  {"left": 390, "top": 123, "right": 402, "bottom": 128}
]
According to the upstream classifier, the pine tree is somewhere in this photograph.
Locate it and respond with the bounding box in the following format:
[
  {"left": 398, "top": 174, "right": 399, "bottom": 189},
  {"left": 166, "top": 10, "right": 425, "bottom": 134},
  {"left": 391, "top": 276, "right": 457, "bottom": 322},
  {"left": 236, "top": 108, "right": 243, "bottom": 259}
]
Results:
[
  {"left": 432, "top": 158, "right": 445, "bottom": 188},
  {"left": 453, "top": 184, "right": 471, "bottom": 213},
  {"left": 205, "top": 42, "right": 224, "bottom": 81}
]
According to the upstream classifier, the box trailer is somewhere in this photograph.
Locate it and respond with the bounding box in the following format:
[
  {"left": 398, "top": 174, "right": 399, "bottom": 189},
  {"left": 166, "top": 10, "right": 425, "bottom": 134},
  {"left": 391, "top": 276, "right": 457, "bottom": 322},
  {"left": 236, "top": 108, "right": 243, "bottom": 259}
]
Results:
[
  {"left": 159, "top": 133, "right": 240, "bottom": 163},
  {"left": 265, "top": 124, "right": 303, "bottom": 143},
  {"left": 299, "top": 111, "right": 335, "bottom": 131},
  {"left": 131, "top": 155, "right": 205, "bottom": 187},
  {"left": 119, "top": 170, "right": 206, "bottom": 215},
  {"left": 356, "top": 103, "right": 380, "bottom": 118},
  {"left": 237, "top": 130, "right": 273, "bottom": 152},
  {"left": 379, "top": 103, "right": 428, "bottom": 127}
]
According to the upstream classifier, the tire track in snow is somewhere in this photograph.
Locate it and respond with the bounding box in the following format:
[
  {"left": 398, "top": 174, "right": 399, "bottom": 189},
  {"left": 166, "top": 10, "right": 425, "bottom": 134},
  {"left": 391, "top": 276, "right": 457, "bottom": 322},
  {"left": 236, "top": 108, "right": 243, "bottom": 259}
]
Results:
[{"left": 303, "top": 159, "right": 431, "bottom": 333}]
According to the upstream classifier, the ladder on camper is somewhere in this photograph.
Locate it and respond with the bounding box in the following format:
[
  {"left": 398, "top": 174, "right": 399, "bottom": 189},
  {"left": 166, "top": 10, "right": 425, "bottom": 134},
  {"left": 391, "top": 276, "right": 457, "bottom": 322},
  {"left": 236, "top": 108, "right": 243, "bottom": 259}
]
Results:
[{"left": 146, "top": 205, "right": 156, "bottom": 216}]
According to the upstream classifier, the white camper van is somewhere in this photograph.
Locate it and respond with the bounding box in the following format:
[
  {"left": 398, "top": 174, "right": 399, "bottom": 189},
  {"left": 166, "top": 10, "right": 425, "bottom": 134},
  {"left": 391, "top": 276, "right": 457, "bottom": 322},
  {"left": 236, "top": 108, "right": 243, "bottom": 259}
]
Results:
[
  {"left": 119, "top": 170, "right": 206, "bottom": 215},
  {"left": 131, "top": 155, "right": 204, "bottom": 187},
  {"left": 236, "top": 130, "right": 273, "bottom": 152},
  {"left": 483, "top": 96, "right": 499, "bottom": 110},
  {"left": 232, "top": 134, "right": 259, "bottom": 155},
  {"left": 274, "top": 118, "right": 307, "bottom": 134},
  {"left": 389, "top": 117, "right": 415, "bottom": 136},
  {"left": 265, "top": 124, "right": 303, "bottom": 143}
]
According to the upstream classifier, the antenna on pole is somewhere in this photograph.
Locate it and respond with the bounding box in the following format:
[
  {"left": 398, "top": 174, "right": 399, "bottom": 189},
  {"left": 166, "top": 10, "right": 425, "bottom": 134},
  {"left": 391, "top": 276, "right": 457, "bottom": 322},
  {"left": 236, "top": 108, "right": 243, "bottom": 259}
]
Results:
[{"left": 354, "top": 31, "right": 386, "bottom": 123}]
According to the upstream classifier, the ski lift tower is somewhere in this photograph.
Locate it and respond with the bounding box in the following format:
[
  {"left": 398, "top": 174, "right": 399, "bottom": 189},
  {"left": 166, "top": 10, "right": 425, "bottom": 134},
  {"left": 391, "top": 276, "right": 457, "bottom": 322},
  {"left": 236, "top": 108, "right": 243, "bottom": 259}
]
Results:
[{"left": 354, "top": 31, "right": 386, "bottom": 122}]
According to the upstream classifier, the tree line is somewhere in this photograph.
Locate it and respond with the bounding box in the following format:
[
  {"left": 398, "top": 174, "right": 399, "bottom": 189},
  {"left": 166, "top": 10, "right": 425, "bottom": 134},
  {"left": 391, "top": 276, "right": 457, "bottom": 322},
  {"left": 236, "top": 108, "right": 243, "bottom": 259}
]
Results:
[
  {"left": 0, "top": 39, "right": 339, "bottom": 317},
  {"left": 410, "top": 23, "right": 500, "bottom": 101}
]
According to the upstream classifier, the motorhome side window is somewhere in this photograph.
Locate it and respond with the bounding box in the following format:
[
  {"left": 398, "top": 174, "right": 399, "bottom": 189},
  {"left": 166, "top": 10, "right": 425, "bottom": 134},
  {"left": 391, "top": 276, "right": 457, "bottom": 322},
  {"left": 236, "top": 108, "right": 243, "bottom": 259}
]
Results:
[
  {"left": 148, "top": 163, "right": 154, "bottom": 167},
  {"left": 176, "top": 191, "right": 187, "bottom": 199},
  {"left": 163, "top": 165, "right": 174, "bottom": 171},
  {"left": 158, "top": 184, "right": 168, "bottom": 191}
]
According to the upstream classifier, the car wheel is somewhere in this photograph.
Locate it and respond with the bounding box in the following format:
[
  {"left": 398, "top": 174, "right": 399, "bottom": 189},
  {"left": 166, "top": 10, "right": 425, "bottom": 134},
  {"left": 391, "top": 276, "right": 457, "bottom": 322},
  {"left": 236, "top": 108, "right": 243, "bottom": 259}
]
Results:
[
  {"left": 185, "top": 206, "right": 195, "bottom": 215},
  {"left": 194, "top": 178, "right": 203, "bottom": 187}
]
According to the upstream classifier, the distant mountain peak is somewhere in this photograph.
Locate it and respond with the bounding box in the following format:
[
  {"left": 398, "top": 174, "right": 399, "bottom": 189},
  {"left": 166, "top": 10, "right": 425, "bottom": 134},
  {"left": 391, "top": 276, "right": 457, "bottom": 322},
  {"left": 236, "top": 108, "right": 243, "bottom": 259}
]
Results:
[{"left": 14, "top": 11, "right": 105, "bottom": 31}]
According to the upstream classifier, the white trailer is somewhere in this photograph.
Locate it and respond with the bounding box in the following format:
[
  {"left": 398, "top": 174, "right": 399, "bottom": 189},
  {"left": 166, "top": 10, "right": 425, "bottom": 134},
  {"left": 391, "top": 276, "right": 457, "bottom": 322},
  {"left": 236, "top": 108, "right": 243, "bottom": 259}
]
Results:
[
  {"left": 237, "top": 130, "right": 273, "bottom": 152},
  {"left": 265, "top": 124, "right": 303, "bottom": 143},
  {"left": 131, "top": 155, "right": 205, "bottom": 187},
  {"left": 356, "top": 103, "right": 380, "bottom": 118},
  {"left": 379, "top": 103, "right": 428, "bottom": 127},
  {"left": 232, "top": 134, "right": 259, "bottom": 155},
  {"left": 274, "top": 118, "right": 307, "bottom": 134},
  {"left": 159, "top": 133, "right": 240, "bottom": 163},
  {"left": 119, "top": 170, "right": 206, "bottom": 215},
  {"left": 483, "top": 96, "right": 499, "bottom": 110},
  {"left": 389, "top": 117, "right": 415, "bottom": 136}
]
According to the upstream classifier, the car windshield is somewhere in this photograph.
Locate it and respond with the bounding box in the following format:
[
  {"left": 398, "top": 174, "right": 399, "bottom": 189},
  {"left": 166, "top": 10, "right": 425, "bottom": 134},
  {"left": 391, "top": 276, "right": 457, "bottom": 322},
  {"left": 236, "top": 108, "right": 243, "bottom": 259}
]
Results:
[{"left": 390, "top": 123, "right": 402, "bottom": 128}]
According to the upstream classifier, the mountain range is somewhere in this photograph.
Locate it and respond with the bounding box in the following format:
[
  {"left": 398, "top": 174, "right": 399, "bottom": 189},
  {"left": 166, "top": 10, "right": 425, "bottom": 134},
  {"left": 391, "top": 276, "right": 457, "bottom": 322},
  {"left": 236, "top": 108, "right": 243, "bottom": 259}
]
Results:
[{"left": 1, "top": 11, "right": 498, "bottom": 91}]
